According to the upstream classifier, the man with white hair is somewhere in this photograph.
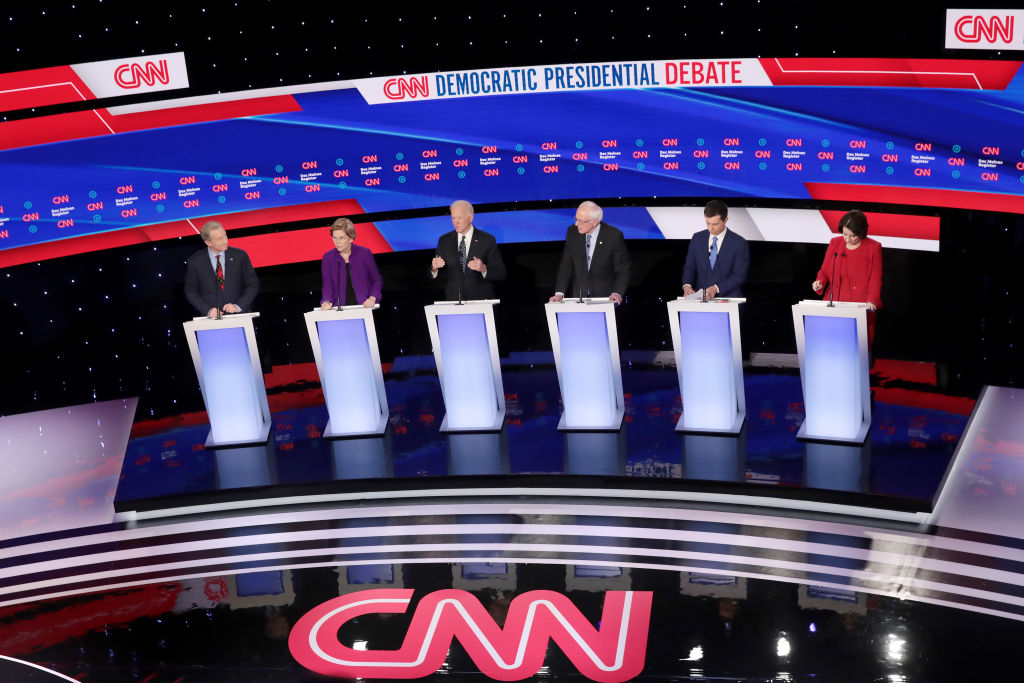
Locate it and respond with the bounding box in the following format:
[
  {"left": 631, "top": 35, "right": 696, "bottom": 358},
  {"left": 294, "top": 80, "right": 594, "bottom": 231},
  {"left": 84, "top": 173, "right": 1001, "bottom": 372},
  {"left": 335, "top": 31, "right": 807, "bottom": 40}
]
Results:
[
  {"left": 550, "top": 201, "right": 630, "bottom": 304},
  {"left": 430, "top": 199, "right": 506, "bottom": 300}
]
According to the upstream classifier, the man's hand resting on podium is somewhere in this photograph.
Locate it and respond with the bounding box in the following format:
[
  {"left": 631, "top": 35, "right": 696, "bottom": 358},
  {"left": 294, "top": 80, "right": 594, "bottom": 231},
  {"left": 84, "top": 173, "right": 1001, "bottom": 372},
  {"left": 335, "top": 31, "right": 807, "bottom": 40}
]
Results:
[
  {"left": 549, "top": 293, "right": 564, "bottom": 303},
  {"left": 609, "top": 292, "right": 623, "bottom": 305}
]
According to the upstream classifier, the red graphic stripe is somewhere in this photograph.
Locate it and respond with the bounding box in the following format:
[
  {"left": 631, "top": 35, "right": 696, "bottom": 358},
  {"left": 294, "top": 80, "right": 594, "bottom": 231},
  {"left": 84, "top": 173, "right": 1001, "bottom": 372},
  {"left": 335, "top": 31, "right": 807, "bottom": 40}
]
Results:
[
  {"left": 0, "top": 65, "right": 97, "bottom": 112},
  {"left": 760, "top": 58, "right": 1023, "bottom": 90},
  {"left": 0, "top": 95, "right": 301, "bottom": 151},
  {"left": 0, "top": 198, "right": 390, "bottom": 268},
  {"left": 806, "top": 182, "right": 1024, "bottom": 214},
  {"left": 818, "top": 210, "right": 939, "bottom": 240},
  {"left": 104, "top": 95, "right": 302, "bottom": 133}
]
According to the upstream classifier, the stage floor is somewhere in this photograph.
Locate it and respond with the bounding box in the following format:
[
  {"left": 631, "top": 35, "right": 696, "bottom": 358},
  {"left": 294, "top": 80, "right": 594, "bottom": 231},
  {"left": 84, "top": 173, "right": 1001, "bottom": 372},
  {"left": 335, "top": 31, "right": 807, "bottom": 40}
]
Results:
[{"left": 1, "top": 355, "right": 1022, "bottom": 682}]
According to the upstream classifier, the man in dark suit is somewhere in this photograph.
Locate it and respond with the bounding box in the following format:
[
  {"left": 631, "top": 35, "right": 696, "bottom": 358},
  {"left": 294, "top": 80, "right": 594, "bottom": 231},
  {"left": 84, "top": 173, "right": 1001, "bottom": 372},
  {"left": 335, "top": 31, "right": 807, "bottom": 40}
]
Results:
[
  {"left": 185, "top": 220, "right": 259, "bottom": 318},
  {"left": 430, "top": 200, "right": 506, "bottom": 300},
  {"left": 550, "top": 201, "right": 630, "bottom": 304},
  {"left": 682, "top": 200, "right": 749, "bottom": 299}
]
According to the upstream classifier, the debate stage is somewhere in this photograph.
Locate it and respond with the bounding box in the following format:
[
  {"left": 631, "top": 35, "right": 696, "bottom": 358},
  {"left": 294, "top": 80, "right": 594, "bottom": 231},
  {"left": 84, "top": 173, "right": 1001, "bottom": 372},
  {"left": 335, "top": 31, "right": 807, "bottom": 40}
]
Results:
[{"left": 1, "top": 352, "right": 1023, "bottom": 682}]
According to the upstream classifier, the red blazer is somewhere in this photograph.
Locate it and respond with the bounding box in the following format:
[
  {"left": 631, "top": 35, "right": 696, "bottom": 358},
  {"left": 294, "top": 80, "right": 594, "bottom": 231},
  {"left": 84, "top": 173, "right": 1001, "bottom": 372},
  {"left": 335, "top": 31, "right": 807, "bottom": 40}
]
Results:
[{"left": 815, "top": 236, "right": 882, "bottom": 308}]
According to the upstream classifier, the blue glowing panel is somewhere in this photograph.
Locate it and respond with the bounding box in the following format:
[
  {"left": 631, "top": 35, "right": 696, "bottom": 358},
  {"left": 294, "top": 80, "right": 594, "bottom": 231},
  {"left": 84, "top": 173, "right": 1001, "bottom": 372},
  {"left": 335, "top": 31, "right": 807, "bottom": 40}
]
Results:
[
  {"left": 556, "top": 311, "right": 616, "bottom": 428},
  {"left": 679, "top": 310, "right": 736, "bottom": 430},
  {"left": 802, "top": 315, "right": 860, "bottom": 439},
  {"left": 195, "top": 327, "right": 265, "bottom": 444},
  {"left": 436, "top": 313, "right": 498, "bottom": 429},
  {"left": 317, "top": 318, "right": 381, "bottom": 434}
]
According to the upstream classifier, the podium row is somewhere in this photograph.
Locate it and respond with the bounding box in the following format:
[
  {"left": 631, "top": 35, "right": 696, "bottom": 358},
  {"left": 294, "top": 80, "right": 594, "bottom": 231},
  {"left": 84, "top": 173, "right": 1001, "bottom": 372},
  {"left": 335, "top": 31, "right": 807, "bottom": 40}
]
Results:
[{"left": 183, "top": 299, "right": 872, "bottom": 448}]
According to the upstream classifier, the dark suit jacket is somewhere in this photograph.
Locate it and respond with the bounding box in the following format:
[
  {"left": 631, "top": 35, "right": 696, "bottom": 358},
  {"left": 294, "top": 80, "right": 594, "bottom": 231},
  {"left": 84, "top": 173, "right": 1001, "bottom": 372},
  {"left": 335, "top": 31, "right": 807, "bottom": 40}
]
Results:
[
  {"left": 321, "top": 243, "right": 383, "bottom": 306},
  {"left": 681, "top": 229, "right": 749, "bottom": 298},
  {"left": 554, "top": 223, "right": 630, "bottom": 298},
  {"left": 185, "top": 246, "right": 259, "bottom": 315},
  {"left": 432, "top": 227, "right": 506, "bottom": 300}
]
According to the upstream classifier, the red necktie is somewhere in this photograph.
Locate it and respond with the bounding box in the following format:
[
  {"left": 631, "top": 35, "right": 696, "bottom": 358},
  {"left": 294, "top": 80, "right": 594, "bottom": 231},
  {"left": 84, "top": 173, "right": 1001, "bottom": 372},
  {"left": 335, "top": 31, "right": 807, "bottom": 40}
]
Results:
[{"left": 216, "top": 254, "right": 225, "bottom": 290}]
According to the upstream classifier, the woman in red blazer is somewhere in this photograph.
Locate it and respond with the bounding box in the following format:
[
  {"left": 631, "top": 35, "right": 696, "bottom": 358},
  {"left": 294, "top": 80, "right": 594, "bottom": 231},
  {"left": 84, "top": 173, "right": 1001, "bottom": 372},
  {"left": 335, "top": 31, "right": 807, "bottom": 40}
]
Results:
[{"left": 811, "top": 210, "right": 882, "bottom": 347}]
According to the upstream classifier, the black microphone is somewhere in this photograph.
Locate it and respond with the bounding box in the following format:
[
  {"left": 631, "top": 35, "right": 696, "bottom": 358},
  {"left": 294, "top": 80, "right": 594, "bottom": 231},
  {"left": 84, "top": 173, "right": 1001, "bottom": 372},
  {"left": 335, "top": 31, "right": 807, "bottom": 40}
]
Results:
[
  {"left": 827, "top": 250, "right": 840, "bottom": 307},
  {"left": 335, "top": 258, "right": 344, "bottom": 310}
]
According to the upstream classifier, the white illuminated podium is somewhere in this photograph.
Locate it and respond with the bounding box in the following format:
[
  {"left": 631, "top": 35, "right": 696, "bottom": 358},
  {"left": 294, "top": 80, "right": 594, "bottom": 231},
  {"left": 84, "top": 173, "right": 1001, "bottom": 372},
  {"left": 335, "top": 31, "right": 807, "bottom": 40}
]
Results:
[
  {"left": 667, "top": 297, "right": 746, "bottom": 433},
  {"left": 183, "top": 312, "right": 271, "bottom": 447},
  {"left": 424, "top": 300, "right": 505, "bottom": 432},
  {"left": 792, "top": 300, "right": 871, "bottom": 443},
  {"left": 305, "top": 305, "right": 389, "bottom": 437},
  {"left": 545, "top": 298, "right": 624, "bottom": 431}
]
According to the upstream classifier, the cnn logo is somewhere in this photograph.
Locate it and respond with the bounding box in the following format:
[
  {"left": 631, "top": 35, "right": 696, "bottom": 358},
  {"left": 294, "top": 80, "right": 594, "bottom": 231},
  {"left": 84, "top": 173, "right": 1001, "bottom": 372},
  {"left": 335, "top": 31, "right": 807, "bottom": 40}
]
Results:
[
  {"left": 384, "top": 76, "right": 430, "bottom": 100},
  {"left": 114, "top": 60, "right": 170, "bottom": 89}
]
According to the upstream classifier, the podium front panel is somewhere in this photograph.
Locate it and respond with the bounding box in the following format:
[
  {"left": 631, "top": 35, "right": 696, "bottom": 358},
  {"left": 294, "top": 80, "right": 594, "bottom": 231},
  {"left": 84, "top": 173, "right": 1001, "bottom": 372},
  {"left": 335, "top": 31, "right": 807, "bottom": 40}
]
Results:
[
  {"left": 316, "top": 317, "right": 382, "bottom": 434},
  {"left": 436, "top": 312, "right": 499, "bottom": 430},
  {"left": 803, "top": 314, "right": 860, "bottom": 439},
  {"left": 679, "top": 310, "right": 737, "bottom": 430},
  {"left": 792, "top": 301, "right": 871, "bottom": 443},
  {"left": 195, "top": 326, "right": 266, "bottom": 444},
  {"left": 556, "top": 311, "right": 617, "bottom": 428}
]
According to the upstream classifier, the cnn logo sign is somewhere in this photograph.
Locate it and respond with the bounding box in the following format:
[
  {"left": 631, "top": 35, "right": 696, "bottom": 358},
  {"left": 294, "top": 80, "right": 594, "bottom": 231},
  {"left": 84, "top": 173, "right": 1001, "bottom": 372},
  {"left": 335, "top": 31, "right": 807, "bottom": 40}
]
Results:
[
  {"left": 946, "top": 9, "right": 1023, "bottom": 49},
  {"left": 289, "top": 588, "right": 653, "bottom": 681},
  {"left": 383, "top": 76, "right": 430, "bottom": 100},
  {"left": 114, "top": 59, "right": 171, "bottom": 89}
]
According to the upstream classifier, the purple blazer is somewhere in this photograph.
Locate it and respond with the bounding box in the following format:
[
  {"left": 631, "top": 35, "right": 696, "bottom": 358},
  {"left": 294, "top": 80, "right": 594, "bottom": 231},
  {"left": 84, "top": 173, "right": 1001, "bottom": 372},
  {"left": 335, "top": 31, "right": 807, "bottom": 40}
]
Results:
[{"left": 321, "top": 243, "right": 383, "bottom": 306}]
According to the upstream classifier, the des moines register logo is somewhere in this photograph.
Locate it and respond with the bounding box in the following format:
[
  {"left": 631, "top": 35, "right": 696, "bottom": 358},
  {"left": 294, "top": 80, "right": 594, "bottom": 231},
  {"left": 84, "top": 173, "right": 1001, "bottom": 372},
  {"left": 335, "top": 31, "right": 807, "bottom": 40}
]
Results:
[{"left": 288, "top": 589, "right": 653, "bottom": 681}]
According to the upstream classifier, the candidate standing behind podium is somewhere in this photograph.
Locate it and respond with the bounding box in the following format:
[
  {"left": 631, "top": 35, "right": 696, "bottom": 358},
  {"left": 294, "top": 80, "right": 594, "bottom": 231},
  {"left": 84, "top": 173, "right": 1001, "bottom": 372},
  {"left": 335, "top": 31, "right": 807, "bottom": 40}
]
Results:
[
  {"left": 682, "top": 200, "right": 749, "bottom": 299},
  {"left": 549, "top": 201, "right": 630, "bottom": 304},
  {"left": 320, "top": 218, "right": 383, "bottom": 309},
  {"left": 430, "top": 200, "right": 506, "bottom": 300},
  {"left": 185, "top": 220, "right": 259, "bottom": 318},
  {"left": 812, "top": 209, "right": 882, "bottom": 346}
]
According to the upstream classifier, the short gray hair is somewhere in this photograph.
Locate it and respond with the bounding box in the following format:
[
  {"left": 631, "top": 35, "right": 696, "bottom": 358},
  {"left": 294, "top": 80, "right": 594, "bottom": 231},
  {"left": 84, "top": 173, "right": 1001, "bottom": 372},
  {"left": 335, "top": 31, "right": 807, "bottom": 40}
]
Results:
[
  {"left": 450, "top": 199, "right": 474, "bottom": 216},
  {"left": 200, "top": 220, "right": 224, "bottom": 241}
]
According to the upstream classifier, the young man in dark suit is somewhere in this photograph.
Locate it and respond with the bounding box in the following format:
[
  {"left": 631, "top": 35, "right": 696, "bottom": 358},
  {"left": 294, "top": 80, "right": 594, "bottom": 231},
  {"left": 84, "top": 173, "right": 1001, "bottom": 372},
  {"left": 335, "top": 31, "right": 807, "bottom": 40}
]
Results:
[
  {"left": 430, "top": 200, "right": 506, "bottom": 301},
  {"left": 550, "top": 201, "right": 630, "bottom": 304},
  {"left": 184, "top": 220, "right": 259, "bottom": 318},
  {"left": 682, "top": 200, "right": 749, "bottom": 299}
]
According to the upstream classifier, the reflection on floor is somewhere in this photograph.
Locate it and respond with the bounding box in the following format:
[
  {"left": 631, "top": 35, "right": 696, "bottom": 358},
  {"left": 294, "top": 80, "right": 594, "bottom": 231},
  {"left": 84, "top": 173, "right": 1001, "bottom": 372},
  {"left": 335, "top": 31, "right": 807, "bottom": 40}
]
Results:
[
  {"left": 116, "top": 354, "right": 968, "bottom": 506},
  {"left": 1, "top": 357, "right": 1021, "bottom": 681}
]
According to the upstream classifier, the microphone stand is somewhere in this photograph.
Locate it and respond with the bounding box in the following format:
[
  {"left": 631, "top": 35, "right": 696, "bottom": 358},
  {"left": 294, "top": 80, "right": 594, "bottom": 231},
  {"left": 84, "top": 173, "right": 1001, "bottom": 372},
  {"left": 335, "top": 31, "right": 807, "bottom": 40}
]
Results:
[
  {"left": 335, "top": 257, "right": 344, "bottom": 310},
  {"left": 457, "top": 254, "right": 465, "bottom": 305},
  {"left": 827, "top": 251, "right": 839, "bottom": 308}
]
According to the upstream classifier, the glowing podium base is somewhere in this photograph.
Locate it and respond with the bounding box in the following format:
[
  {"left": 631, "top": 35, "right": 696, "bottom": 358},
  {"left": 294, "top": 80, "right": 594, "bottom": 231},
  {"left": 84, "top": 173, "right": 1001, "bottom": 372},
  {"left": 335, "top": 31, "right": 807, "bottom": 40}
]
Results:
[
  {"left": 305, "top": 306, "right": 389, "bottom": 438},
  {"left": 792, "top": 300, "right": 871, "bottom": 444},
  {"left": 183, "top": 313, "right": 271, "bottom": 447},
  {"left": 667, "top": 297, "right": 746, "bottom": 434},
  {"left": 545, "top": 299, "right": 625, "bottom": 431},
  {"left": 424, "top": 300, "right": 506, "bottom": 432}
]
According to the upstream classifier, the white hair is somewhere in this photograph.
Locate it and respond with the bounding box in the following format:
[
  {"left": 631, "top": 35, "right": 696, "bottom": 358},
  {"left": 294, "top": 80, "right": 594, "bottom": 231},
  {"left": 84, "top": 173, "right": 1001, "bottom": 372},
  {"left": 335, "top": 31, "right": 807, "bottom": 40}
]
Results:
[
  {"left": 578, "top": 200, "right": 603, "bottom": 222},
  {"left": 450, "top": 199, "right": 474, "bottom": 215}
]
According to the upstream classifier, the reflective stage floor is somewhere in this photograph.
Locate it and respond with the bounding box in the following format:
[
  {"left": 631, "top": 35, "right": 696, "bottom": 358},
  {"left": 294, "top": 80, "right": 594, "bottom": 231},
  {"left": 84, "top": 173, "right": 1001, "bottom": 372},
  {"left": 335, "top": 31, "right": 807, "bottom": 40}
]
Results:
[{"left": 1, "top": 354, "right": 1022, "bottom": 681}]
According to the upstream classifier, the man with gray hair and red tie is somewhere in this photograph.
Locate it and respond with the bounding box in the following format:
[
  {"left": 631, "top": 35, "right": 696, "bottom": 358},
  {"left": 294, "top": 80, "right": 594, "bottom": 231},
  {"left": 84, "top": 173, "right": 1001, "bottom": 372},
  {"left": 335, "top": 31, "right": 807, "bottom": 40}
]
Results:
[{"left": 184, "top": 220, "right": 259, "bottom": 318}]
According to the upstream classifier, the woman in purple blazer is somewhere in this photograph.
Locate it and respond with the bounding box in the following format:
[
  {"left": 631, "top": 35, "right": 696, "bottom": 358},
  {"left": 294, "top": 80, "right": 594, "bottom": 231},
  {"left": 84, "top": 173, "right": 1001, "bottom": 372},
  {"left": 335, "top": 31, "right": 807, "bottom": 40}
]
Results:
[{"left": 320, "top": 218, "right": 383, "bottom": 309}]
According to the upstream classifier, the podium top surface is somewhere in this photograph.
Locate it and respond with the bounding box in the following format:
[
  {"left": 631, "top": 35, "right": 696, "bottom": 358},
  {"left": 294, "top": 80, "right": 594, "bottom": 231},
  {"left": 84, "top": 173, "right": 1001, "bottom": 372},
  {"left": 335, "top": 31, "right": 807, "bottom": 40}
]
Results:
[
  {"left": 546, "top": 297, "right": 613, "bottom": 308},
  {"left": 796, "top": 299, "right": 868, "bottom": 308},
  {"left": 672, "top": 297, "right": 747, "bottom": 306},
  {"left": 430, "top": 299, "right": 499, "bottom": 306},
  {"left": 184, "top": 312, "right": 260, "bottom": 331},
  {"left": 305, "top": 305, "right": 380, "bottom": 320}
]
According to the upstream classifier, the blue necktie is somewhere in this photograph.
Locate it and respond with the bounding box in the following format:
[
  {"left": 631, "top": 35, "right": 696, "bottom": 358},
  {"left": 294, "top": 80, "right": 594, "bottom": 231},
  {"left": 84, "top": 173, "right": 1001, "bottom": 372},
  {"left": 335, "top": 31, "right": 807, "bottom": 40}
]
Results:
[
  {"left": 586, "top": 233, "right": 592, "bottom": 269},
  {"left": 709, "top": 235, "right": 718, "bottom": 269}
]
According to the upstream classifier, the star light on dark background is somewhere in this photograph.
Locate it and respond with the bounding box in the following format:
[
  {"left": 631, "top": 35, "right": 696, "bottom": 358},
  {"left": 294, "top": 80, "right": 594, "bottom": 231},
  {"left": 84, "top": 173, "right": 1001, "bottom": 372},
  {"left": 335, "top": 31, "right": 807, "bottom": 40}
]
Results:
[{"left": 0, "top": 1, "right": 1020, "bottom": 422}]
